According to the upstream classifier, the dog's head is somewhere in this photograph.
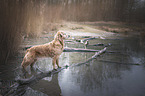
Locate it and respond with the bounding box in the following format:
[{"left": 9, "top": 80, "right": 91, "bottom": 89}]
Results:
[{"left": 54, "top": 31, "right": 70, "bottom": 40}]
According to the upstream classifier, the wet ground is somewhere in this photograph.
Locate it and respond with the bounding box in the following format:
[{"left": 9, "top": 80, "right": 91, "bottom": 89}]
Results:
[{"left": 0, "top": 24, "right": 145, "bottom": 96}]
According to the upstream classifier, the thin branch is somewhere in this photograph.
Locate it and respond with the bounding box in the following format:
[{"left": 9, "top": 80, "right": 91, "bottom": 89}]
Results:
[{"left": 71, "top": 47, "right": 107, "bottom": 67}]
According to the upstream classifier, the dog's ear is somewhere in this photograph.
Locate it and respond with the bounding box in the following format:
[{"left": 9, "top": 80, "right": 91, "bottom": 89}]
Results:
[{"left": 59, "top": 34, "right": 62, "bottom": 37}]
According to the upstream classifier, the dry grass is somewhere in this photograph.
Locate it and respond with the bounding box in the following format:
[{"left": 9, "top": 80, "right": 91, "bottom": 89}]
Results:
[{"left": 0, "top": 0, "right": 62, "bottom": 64}]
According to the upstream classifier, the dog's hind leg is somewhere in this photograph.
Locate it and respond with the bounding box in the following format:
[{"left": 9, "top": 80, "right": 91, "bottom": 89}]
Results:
[
  {"left": 21, "top": 52, "right": 36, "bottom": 70},
  {"left": 21, "top": 59, "right": 29, "bottom": 70},
  {"left": 30, "top": 59, "right": 37, "bottom": 68}
]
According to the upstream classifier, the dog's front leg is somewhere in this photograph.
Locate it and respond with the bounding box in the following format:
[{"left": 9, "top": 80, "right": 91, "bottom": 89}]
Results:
[
  {"left": 52, "top": 57, "right": 57, "bottom": 70},
  {"left": 56, "top": 57, "right": 61, "bottom": 68},
  {"left": 52, "top": 56, "right": 61, "bottom": 70}
]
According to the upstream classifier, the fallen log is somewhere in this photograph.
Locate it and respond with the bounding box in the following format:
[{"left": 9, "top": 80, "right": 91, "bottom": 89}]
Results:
[
  {"left": 63, "top": 48, "right": 121, "bottom": 54},
  {"left": 82, "top": 37, "right": 97, "bottom": 42},
  {"left": 63, "top": 48, "right": 100, "bottom": 52},
  {"left": 2, "top": 68, "right": 65, "bottom": 96},
  {"left": 88, "top": 43, "right": 112, "bottom": 47},
  {"left": 75, "top": 37, "right": 97, "bottom": 43},
  {"left": 71, "top": 47, "right": 107, "bottom": 67},
  {"left": 3, "top": 47, "right": 107, "bottom": 96}
]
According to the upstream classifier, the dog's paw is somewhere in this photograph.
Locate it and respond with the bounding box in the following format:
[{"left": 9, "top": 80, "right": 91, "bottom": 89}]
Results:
[
  {"left": 53, "top": 68, "right": 57, "bottom": 71},
  {"left": 58, "top": 66, "right": 61, "bottom": 68}
]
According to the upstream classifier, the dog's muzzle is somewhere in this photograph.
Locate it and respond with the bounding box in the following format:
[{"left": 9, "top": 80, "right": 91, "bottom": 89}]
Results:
[{"left": 65, "top": 34, "right": 70, "bottom": 39}]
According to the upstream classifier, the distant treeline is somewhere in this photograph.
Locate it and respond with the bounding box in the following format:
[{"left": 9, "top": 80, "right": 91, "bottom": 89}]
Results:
[{"left": 0, "top": 0, "right": 145, "bottom": 64}]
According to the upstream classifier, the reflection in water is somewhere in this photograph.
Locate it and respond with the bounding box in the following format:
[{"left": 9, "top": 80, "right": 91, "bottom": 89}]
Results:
[
  {"left": 1, "top": 36, "right": 145, "bottom": 96},
  {"left": 126, "top": 38, "right": 145, "bottom": 64},
  {"left": 31, "top": 74, "right": 61, "bottom": 96},
  {"left": 24, "top": 87, "right": 48, "bottom": 96},
  {"left": 59, "top": 53, "right": 123, "bottom": 93},
  {"left": 59, "top": 37, "right": 145, "bottom": 96}
]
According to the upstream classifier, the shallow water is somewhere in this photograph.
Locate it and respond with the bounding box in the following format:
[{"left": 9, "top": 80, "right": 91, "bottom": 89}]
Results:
[{"left": 0, "top": 34, "right": 145, "bottom": 96}]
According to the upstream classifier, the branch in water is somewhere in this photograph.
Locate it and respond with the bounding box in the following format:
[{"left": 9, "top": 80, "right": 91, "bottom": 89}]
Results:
[{"left": 71, "top": 47, "right": 107, "bottom": 67}]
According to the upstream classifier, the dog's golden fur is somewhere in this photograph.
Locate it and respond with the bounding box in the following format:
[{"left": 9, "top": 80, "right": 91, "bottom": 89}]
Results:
[{"left": 21, "top": 31, "right": 67, "bottom": 70}]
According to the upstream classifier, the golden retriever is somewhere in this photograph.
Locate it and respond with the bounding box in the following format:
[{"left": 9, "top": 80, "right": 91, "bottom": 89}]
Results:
[{"left": 21, "top": 31, "right": 69, "bottom": 70}]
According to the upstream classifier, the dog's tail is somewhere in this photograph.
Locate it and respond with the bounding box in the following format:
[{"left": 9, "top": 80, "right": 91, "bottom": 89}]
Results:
[{"left": 21, "top": 60, "right": 25, "bottom": 69}]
